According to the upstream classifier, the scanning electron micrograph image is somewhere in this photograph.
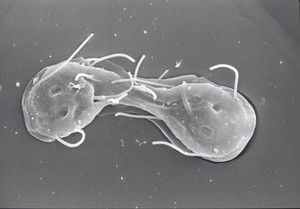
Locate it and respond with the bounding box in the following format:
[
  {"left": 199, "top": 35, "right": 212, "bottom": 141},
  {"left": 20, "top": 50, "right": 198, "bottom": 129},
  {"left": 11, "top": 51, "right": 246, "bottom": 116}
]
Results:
[{"left": 0, "top": 0, "right": 299, "bottom": 208}]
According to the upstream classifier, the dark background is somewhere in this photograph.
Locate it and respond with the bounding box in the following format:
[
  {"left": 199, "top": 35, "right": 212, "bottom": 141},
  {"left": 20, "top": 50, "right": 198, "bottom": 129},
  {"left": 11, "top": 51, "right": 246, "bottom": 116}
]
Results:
[{"left": 0, "top": 0, "right": 299, "bottom": 208}]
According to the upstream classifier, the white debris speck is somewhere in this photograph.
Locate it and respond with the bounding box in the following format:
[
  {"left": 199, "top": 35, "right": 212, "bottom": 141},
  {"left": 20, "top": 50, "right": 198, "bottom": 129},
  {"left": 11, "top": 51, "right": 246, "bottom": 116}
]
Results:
[
  {"left": 115, "top": 164, "right": 118, "bottom": 168},
  {"left": 237, "top": 41, "right": 241, "bottom": 44},
  {"left": 4, "top": 126, "right": 7, "bottom": 129},
  {"left": 15, "top": 131, "right": 18, "bottom": 135},
  {"left": 135, "top": 139, "right": 147, "bottom": 146},
  {"left": 279, "top": 60, "right": 283, "bottom": 65},
  {"left": 175, "top": 60, "right": 182, "bottom": 68},
  {"left": 143, "top": 30, "right": 147, "bottom": 34},
  {"left": 13, "top": 43, "right": 16, "bottom": 47},
  {"left": 129, "top": 15, "right": 133, "bottom": 19},
  {"left": 0, "top": 85, "right": 2, "bottom": 91},
  {"left": 40, "top": 59, "right": 43, "bottom": 63},
  {"left": 39, "top": 177, "right": 43, "bottom": 180},
  {"left": 213, "top": 148, "right": 219, "bottom": 153},
  {"left": 16, "top": 82, "right": 20, "bottom": 87},
  {"left": 120, "top": 176, "right": 124, "bottom": 181},
  {"left": 150, "top": 2, "right": 153, "bottom": 5},
  {"left": 123, "top": 7, "right": 126, "bottom": 11},
  {"left": 114, "top": 33, "right": 118, "bottom": 37},
  {"left": 265, "top": 42, "right": 268, "bottom": 45},
  {"left": 120, "top": 139, "right": 124, "bottom": 147},
  {"left": 49, "top": 54, "right": 52, "bottom": 58},
  {"left": 209, "top": 179, "right": 213, "bottom": 182},
  {"left": 260, "top": 97, "right": 266, "bottom": 106}
]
